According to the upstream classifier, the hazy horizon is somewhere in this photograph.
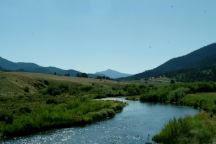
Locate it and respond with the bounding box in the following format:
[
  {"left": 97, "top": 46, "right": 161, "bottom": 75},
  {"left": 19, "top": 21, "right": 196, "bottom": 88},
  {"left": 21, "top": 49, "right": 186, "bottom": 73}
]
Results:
[
  {"left": 0, "top": 43, "right": 214, "bottom": 75},
  {"left": 1, "top": 0, "right": 216, "bottom": 74}
]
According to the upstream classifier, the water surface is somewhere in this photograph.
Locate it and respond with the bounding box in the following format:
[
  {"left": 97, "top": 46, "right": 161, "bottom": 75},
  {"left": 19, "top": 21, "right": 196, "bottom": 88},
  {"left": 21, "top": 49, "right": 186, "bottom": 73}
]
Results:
[{"left": 3, "top": 98, "right": 198, "bottom": 144}]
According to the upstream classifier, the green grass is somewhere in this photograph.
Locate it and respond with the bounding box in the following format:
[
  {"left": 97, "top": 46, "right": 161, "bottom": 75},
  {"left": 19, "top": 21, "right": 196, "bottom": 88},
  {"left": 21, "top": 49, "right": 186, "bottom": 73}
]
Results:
[
  {"left": 127, "top": 76, "right": 172, "bottom": 86},
  {"left": 137, "top": 82, "right": 216, "bottom": 143},
  {"left": 153, "top": 112, "right": 216, "bottom": 144},
  {"left": 3, "top": 72, "right": 216, "bottom": 143},
  {"left": 181, "top": 93, "right": 216, "bottom": 113},
  {"left": 126, "top": 95, "right": 140, "bottom": 101},
  {"left": 0, "top": 72, "right": 129, "bottom": 139},
  {"left": 0, "top": 98, "right": 125, "bottom": 139}
]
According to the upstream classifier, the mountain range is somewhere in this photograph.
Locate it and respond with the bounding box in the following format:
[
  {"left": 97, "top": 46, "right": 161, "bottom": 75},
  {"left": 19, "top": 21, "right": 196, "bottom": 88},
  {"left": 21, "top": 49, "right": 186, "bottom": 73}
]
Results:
[
  {"left": 1, "top": 42, "right": 216, "bottom": 81},
  {"left": 0, "top": 57, "right": 131, "bottom": 79},
  {"left": 95, "top": 69, "right": 131, "bottom": 79},
  {"left": 122, "top": 43, "right": 216, "bottom": 81},
  {"left": 0, "top": 57, "right": 80, "bottom": 76}
]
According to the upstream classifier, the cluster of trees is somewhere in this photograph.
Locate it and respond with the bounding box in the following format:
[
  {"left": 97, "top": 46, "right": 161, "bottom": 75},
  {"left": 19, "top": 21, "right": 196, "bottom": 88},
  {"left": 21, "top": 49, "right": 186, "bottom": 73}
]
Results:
[
  {"left": 140, "top": 82, "right": 216, "bottom": 103},
  {"left": 96, "top": 76, "right": 112, "bottom": 80},
  {"left": 76, "top": 73, "right": 88, "bottom": 78},
  {"left": 166, "top": 65, "right": 216, "bottom": 82},
  {"left": 53, "top": 72, "right": 113, "bottom": 80},
  {"left": 53, "top": 72, "right": 89, "bottom": 78}
]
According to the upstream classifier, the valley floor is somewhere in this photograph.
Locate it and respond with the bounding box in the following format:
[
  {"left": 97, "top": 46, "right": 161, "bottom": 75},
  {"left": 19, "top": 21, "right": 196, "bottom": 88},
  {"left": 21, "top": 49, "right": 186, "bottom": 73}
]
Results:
[
  {"left": 0, "top": 72, "right": 127, "bottom": 139},
  {"left": 1, "top": 72, "right": 216, "bottom": 144}
]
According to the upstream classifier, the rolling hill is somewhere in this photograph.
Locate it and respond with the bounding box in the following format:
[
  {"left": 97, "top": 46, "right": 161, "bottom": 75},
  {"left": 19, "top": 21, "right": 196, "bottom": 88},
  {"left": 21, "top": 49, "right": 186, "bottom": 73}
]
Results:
[
  {"left": 0, "top": 57, "right": 80, "bottom": 76},
  {"left": 95, "top": 69, "right": 131, "bottom": 79},
  {"left": 122, "top": 43, "right": 216, "bottom": 81}
]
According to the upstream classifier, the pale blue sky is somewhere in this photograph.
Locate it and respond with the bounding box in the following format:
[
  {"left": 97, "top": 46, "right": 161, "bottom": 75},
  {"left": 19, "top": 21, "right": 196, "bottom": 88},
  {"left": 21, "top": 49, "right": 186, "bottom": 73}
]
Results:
[{"left": 0, "top": 0, "right": 216, "bottom": 74}]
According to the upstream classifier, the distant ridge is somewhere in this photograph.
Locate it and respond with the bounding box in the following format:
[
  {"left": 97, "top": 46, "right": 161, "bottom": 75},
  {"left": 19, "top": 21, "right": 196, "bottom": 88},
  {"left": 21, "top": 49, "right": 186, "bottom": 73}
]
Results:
[
  {"left": 95, "top": 69, "right": 131, "bottom": 79},
  {"left": 0, "top": 57, "right": 80, "bottom": 76},
  {"left": 122, "top": 43, "right": 216, "bottom": 81}
]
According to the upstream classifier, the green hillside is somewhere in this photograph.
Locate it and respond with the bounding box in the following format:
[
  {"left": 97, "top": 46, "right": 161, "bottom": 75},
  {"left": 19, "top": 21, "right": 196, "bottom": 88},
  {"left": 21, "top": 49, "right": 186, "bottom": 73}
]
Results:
[
  {"left": 166, "top": 65, "right": 216, "bottom": 82},
  {"left": 0, "top": 57, "right": 80, "bottom": 76},
  {"left": 122, "top": 43, "right": 216, "bottom": 81}
]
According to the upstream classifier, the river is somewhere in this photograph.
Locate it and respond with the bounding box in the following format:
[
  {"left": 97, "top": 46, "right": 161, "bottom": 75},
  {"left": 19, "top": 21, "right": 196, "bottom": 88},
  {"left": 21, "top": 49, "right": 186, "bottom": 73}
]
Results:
[{"left": 2, "top": 98, "right": 198, "bottom": 144}]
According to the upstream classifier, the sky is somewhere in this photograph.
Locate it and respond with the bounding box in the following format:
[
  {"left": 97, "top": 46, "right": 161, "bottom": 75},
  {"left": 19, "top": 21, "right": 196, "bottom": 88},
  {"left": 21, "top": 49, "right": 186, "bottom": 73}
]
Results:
[{"left": 0, "top": 0, "right": 216, "bottom": 74}]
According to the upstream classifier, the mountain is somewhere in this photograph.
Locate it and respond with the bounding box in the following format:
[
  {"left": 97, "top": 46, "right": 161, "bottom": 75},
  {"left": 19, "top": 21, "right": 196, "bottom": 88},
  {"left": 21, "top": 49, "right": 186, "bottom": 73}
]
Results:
[
  {"left": 122, "top": 43, "right": 216, "bottom": 81},
  {"left": 0, "top": 67, "right": 4, "bottom": 71},
  {"left": 0, "top": 57, "right": 80, "bottom": 76},
  {"left": 95, "top": 69, "right": 131, "bottom": 79}
]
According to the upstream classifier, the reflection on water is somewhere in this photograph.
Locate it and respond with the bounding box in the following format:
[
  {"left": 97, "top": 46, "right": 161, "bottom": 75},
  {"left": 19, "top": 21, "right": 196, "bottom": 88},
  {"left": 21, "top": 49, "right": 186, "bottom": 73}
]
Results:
[{"left": 2, "top": 98, "right": 198, "bottom": 144}]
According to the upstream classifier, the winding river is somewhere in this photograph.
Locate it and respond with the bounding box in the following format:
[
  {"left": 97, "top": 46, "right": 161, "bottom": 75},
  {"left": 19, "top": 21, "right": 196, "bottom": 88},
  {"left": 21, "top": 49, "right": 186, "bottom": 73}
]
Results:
[{"left": 2, "top": 98, "right": 198, "bottom": 144}]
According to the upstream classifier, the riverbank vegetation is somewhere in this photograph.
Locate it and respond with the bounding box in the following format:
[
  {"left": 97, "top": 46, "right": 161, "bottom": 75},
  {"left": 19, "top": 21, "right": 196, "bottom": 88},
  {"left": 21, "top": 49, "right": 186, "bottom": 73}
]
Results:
[
  {"left": 2, "top": 72, "right": 216, "bottom": 143},
  {"left": 153, "top": 112, "right": 216, "bottom": 144},
  {"left": 133, "top": 82, "right": 216, "bottom": 144},
  {"left": 0, "top": 72, "right": 127, "bottom": 139}
]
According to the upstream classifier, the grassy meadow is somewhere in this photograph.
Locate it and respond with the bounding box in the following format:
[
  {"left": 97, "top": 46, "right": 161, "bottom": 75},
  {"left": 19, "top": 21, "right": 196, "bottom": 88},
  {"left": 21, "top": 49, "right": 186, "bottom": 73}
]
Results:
[{"left": 0, "top": 72, "right": 131, "bottom": 139}]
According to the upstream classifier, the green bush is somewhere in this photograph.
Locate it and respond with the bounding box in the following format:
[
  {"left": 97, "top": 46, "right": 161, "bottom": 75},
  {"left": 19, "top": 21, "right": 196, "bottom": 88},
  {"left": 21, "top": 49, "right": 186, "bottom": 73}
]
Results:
[
  {"left": 19, "top": 107, "right": 32, "bottom": 114},
  {"left": 45, "top": 84, "right": 69, "bottom": 96},
  {"left": 46, "top": 98, "right": 59, "bottom": 104},
  {"left": 80, "top": 85, "right": 93, "bottom": 92},
  {"left": 0, "top": 112, "right": 13, "bottom": 124},
  {"left": 188, "top": 82, "right": 216, "bottom": 93},
  {"left": 168, "top": 87, "right": 190, "bottom": 103},
  {"left": 24, "top": 87, "right": 29, "bottom": 93},
  {"left": 140, "top": 86, "right": 173, "bottom": 103},
  {"left": 123, "top": 85, "right": 140, "bottom": 96},
  {"left": 140, "top": 93, "right": 159, "bottom": 102},
  {"left": 43, "top": 80, "right": 49, "bottom": 85}
]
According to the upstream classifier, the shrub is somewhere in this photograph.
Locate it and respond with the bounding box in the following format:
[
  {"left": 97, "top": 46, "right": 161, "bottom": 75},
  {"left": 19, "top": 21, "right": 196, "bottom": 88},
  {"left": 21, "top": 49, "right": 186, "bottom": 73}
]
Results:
[
  {"left": 170, "top": 79, "right": 175, "bottom": 84},
  {"left": 168, "top": 87, "right": 190, "bottom": 103},
  {"left": 212, "top": 106, "right": 216, "bottom": 114},
  {"left": 140, "top": 86, "right": 173, "bottom": 103},
  {"left": 46, "top": 86, "right": 61, "bottom": 96},
  {"left": 124, "top": 85, "right": 140, "bottom": 96},
  {"left": 76, "top": 73, "right": 88, "bottom": 78},
  {"left": 24, "top": 87, "right": 29, "bottom": 93},
  {"left": 19, "top": 107, "right": 32, "bottom": 114},
  {"left": 46, "top": 98, "right": 59, "bottom": 104},
  {"left": 188, "top": 82, "right": 216, "bottom": 93},
  {"left": 46, "top": 84, "right": 69, "bottom": 96},
  {"left": 80, "top": 86, "right": 93, "bottom": 92},
  {"left": 43, "top": 80, "right": 49, "bottom": 85},
  {"left": 140, "top": 93, "right": 159, "bottom": 102},
  {"left": 0, "top": 112, "right": 13, "bottom": 124}
]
